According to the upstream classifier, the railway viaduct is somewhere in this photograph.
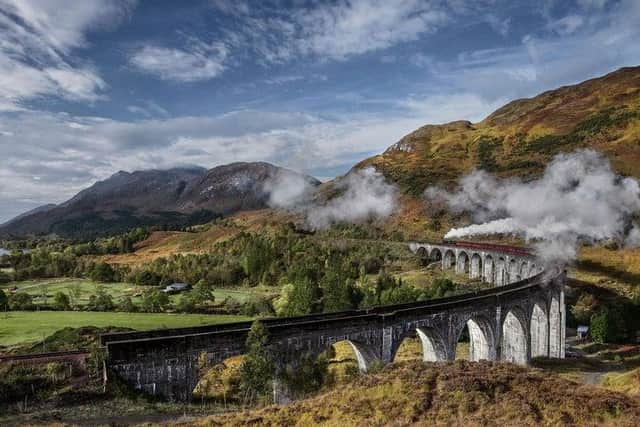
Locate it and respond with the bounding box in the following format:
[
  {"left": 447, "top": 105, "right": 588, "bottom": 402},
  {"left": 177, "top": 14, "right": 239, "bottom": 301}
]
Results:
[{"left": 101, "top": 241, "right": 566, "bottom": 401}]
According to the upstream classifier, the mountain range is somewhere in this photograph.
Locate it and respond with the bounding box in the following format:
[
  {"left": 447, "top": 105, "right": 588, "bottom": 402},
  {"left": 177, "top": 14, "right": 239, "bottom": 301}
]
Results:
[
  {"left": 2, "top": 65, "right": 640, "bottom": 239},
  {"left": 0, "top": 162, "right": 319, "bottom": 238}
]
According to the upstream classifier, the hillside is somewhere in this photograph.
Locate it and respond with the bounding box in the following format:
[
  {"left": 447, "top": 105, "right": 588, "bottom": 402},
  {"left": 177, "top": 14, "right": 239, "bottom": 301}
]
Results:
[
  {"left": 0, "top": 162, "right": 319, "bottom": 239},
  {"left": 357, "top": 66, "right": 640, "bottom": 196},
  {"left": 179, "top": 360, "right": 640, "bottom": 426}
]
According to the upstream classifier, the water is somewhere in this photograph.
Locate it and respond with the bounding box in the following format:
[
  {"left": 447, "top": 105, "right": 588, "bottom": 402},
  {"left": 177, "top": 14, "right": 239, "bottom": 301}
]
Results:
[{"left": 0, "top": 248, "right": 9, "bottom": 256}]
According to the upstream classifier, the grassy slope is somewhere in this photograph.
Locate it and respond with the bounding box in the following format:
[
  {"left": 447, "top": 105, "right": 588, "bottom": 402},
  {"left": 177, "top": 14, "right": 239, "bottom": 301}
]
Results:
[
  {"left": 0, "top": 311, "right": 250, "bottom": 348},
  {"left": 181, "top": 361, "right": 640, "bottom": 427}
]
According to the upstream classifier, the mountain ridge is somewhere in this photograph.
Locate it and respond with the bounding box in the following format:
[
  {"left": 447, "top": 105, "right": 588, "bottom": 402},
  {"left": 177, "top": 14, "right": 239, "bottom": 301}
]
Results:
[{"left": 0, "top": 162, "right": 319, "bottom": 239}]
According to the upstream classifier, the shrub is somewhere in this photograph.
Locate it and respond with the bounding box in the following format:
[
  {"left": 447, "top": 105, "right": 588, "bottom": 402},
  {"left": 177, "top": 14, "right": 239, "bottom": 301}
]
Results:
[
  {"left": 87, "top": 287, "right": 115, "bottom": 311},
  {"left": 140, "top": 289, "right": 169, "bottom": 313},
  {"left": 117, "top": 296, "right": 137, "bottom": 312},
  {"left": 0, "top": 270, "right": 11, "bottom": 284},
  {"left": 53, "top": 292, "right": 71, "bottom": 311},
  {"left": 89, "top": 262, "right": 115, "bottom": 282},
  {"left": 0, "top": 289, "right": 7, "bottom": 310},
  {"left": 8, "top": 292, "right": 33, "bottom": 310},
  {"left": 239, "top": 321, "right": 274, "bottom": 404},
  {"left": 590, "top": 308, "right": 626, "bottom": 343}
]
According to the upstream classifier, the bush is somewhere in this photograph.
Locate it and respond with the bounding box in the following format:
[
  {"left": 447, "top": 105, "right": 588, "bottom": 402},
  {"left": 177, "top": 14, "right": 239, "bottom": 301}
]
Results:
[
  {"left": 117, "top": 296, "right": 137, "bottom": 312},
  {"left": 0, "top": 270, "right": 11, "bottom": 284},
  {"left": 87, "top": 287, "right": 115, "bottom": 311},
  {"left": 8, "top": 292, "right": 33, "bottom": 310},
  {"left": 590, "top": 308, "right": 626, "bottom": 343},
  {"left": 53, "top": 292, "right": 71, "bottom": 311},
  {"left": 0, "top": 289, "right": 7, "bottom": 310},
  {"left": 140, "top": 289, "right": 170, "bottom": 313},
  {"left": 89, "top": 262, "right": 115, "bottom": 282},
  {"left": 239, "top": 321, "right": 274, "bottom": 404}
]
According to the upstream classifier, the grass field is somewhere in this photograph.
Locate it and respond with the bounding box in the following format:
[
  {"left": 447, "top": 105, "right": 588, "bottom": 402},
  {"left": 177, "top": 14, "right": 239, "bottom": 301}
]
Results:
[
  {"left": 0, "top": 311, "right": 251, "bottom": 347},
  {"left": 0, "top": 278, "right": 277, "bottom": 307}
]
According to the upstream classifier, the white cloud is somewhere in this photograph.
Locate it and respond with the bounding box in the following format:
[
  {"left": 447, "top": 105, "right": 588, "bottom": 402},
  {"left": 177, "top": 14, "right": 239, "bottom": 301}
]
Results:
[
  {"left": 0, "top": 0, "right": 133, "bottom": 109},
  {"left": 129, "top": 40, "right": 228, "bottom": 82}
]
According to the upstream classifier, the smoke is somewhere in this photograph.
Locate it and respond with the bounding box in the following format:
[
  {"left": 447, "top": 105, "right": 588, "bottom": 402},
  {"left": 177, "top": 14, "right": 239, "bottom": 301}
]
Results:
[
  {"left": 427, "top": 150, "right": 640, "bottom": 262},
  {"left": 307, "top": 168, "right": 398, "bottom": 229},
  {"left": 626, "top": 225, "right": 640, "bottom": 248},
  {"left": 263, "top": 169, "right": 316, "bottom": 209},
  {"left": 264, "top": 167, "right": 398, "bottom": 229}
]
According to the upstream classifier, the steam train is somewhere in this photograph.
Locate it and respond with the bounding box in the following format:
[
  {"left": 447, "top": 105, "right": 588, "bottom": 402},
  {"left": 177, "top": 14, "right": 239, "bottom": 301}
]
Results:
[{"left": 441, "top": 239, "right": 531, "bottom": 256}]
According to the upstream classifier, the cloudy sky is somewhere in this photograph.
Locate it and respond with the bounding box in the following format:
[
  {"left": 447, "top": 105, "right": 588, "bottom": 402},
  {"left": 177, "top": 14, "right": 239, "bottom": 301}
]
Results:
[{"left": 0, "top": 0, "right": 639, "bottom": 223}]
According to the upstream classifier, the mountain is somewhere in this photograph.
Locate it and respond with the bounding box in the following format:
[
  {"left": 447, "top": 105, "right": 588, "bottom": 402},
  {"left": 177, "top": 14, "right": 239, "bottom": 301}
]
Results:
[
  {"left": 0, "top": 204, "right": 57, "bottom": 227},
  {"left": 0, "top": 162, "right": 319, "bottom": 239},
  {"left": 356, "top": 66, "right": 640, "bottom": 195}
]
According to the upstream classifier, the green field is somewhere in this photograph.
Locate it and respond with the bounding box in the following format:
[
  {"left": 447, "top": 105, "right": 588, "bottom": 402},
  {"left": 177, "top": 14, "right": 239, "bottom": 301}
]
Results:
[
  {"left": 0, "top": 278, "right": 278, "bottom": 306},
  {"left": 0, "top": 311, "right": 251, "bottom": 347}
]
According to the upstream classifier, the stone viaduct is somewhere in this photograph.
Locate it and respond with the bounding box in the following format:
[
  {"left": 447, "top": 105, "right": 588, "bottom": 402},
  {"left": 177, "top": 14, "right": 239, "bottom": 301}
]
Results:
[{"left": 101, "top": 241, "right": 566, "bottom": 401}]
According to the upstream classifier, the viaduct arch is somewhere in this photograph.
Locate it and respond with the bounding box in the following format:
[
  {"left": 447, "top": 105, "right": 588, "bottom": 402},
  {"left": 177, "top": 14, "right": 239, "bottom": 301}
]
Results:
[{"left": 101, "top": 241, "right": 565, "bottom": 401}]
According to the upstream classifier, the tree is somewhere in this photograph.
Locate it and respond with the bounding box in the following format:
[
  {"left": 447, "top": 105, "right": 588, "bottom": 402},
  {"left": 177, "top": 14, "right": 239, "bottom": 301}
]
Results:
[
  {"left": 0, "top": 289, "right": 7, "bottom": 310},
  {"left": 8, "top": 292, "right": 33, "bottom": 310},
  {"left": 87, "top": 286, "right": 115, "bottom": 311},
  {"left": 89, "top": 262, "right": 115, "bottom": 282},
  {"left": 571, "top": 293, "right": 598, "bottom": 324},
  {"left": 117, "top": 296, "right": 137, "bottom": 312},
  {"left": 140, "top": 289, "right": 170, "bottom": 313},
  {"left": 192, "top": 279, "right": 215, "bottom": 304},
  {"left": 590, "top": 308, "right": 626, "bottom": 343},
  {"left": 53, "top": 292, "right": 71, "bottom": 311},
  {"left": 239, "top": 321, "right": 274, "bottom": 404},
  {"left": 0, "top": 270, "right": 11, "bottom": 284}
]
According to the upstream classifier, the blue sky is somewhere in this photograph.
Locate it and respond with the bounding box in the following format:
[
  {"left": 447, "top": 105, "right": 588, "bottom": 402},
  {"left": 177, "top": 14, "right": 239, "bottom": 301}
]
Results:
[{"left": 0, "top": 0, "right": 639, "bottom": 223}]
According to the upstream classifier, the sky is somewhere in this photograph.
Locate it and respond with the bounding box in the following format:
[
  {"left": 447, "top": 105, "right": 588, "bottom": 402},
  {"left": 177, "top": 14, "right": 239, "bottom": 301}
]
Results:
[{"left": 0, "top": 0, "right": 639, "bottom": 223}]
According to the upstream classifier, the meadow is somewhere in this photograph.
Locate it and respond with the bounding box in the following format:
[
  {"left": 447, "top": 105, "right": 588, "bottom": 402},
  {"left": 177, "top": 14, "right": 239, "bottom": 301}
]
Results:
[
  {"left": 0, "top": 311, "right": 250, "bottom": 348},
  {"left": 0, "top": 277, "right": 276, "bottom": 307}
]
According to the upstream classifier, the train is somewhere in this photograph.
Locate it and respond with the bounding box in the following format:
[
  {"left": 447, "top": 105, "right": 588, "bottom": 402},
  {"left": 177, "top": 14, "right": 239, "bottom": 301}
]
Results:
[{"left": 441, "top": 239, "right": 531, "bottom": 256}]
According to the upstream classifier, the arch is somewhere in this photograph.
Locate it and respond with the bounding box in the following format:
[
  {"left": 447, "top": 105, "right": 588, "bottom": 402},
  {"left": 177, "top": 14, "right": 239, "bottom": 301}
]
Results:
[
  {"left": 443, "top": 250, "right": 456, "bottom": 270},
  {"left": 416, "top": 247, "right": 430, "bottom": 267},
  {"left": 549, "top": 296, "right": 561, "bottom": 358},
  {"left": 346, "top": 340, "right": 378, "bottom": 372},
  {"left": 508, "top": 259, "right": 519, "bottom": 283},
  {"left": 530, "top": 302, "right": 549, "bottom": 358},
  {"left": 495, "top": 257, "right": 507, "bottom": 286},
  {"left": 455, "top": 317, "right": 495, "bottom": 361},
  {"left": 429, "top": 248, "right": 442, "bottom": 262},
  {"left": 416, "top": 327, "right": 448, "bottom": 362},
  {"left": 483, "top": 255, "right": 494, "bottom": 283},
  {"left": 501, "top": 308, "right": 528, "bottom": 365},
  {"left": 519, "top": 262, "right": 529, "bottom": 280},
  {"left": 456, "top": 251, "right": 470, "bottom": 275},
  {"left": 470, "top": 253, "right": 483, "bottom": 279}
]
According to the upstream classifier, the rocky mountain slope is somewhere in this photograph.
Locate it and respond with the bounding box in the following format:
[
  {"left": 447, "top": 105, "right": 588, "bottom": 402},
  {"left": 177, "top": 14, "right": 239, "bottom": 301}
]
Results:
[
  {"left": 0, "top": 162, "right": 319, "bottom": 238},
  {"left": 356, "top": 66, "right": 640, "bottom": 195}
]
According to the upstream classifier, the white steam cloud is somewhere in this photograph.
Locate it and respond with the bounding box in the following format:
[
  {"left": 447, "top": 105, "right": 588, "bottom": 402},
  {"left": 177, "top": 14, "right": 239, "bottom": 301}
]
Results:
[
  {"left": 263, "top": 169, "right": 316, "bottom": 209},
  {"left": 264, "top": 167, "right": 398, "bottom": 229},
  {"left": 427, "top": 150, "right": 640, "bottom": 261}
]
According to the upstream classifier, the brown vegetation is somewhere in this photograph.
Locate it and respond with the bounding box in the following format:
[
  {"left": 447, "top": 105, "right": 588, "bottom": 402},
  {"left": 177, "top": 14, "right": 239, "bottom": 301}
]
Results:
[{"left": 176, "top": 360, "right": 640, "bottom": 427}]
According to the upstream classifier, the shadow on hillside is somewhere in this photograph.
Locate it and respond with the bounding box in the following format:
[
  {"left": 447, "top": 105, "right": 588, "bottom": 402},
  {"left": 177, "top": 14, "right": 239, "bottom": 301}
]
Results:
[{"left": 575, "top": 259, "right": 640, "bottom": 288}]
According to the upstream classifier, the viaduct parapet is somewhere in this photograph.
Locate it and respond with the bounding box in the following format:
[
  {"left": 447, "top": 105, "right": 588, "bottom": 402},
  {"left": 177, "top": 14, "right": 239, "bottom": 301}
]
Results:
[{"left": 101, "top": 241, "right": 566, "bottom": 401}]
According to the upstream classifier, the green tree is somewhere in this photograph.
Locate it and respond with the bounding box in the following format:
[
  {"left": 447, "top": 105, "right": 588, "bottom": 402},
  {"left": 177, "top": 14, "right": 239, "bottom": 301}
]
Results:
[
  {"left": 590, "top": 308, "right": 626, "bottom": 343},
  {"left": 0, "top": 270, "right": 11, "bottom": 284},
  {"left": 140, "top": 289, "right": 170, "bottom": 313},
  {"left": 8, "top": 292, "right": 33, "bottom": 310},
  {"left": 89, "top": 262, "right": 115, "bottom": 282},
  {"left": 53, "top": 292, "right": 71, "bottom": 311},
  {"left": 192, "top": 279, "right": 215, "bottom": 304},
  {"left": 117, "top": 296, "right": 137, "bottom": 312},
  {"left": 571, "top": 293, "right": 598, "bottom": 324},
  {"left": 87, "top": 286, "right": 115, "bottom": 311},
  {"left": 0, "top": 289, "right": 7, "bottom": 310},
  {"left": 239, "top": 321, "right": 274, "bottom": 404}
]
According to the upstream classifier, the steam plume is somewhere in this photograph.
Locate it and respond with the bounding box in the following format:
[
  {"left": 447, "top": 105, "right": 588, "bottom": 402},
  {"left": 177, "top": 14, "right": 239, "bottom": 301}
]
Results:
[
  {"left": 427, "top": 150, "right": 640, "bottom": 261},
  {"left": 264, "top": 167, "right": 398, "bottom": 229}
]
